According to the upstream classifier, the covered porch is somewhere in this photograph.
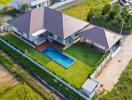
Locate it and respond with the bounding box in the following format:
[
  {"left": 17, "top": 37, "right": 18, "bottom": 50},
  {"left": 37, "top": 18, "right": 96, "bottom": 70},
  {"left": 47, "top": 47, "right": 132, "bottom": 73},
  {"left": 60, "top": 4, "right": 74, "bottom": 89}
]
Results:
[
  {"left": 35, "top": 40, "right": 65, "bottom": 51},
  {"left": 80, "top": 26, "right": 122, "bottom": 54}
]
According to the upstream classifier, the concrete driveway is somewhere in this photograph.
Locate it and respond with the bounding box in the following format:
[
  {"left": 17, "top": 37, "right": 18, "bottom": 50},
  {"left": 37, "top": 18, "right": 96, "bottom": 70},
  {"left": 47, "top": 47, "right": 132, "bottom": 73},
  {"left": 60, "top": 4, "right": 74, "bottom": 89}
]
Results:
[{"left": 97, "top": 34, "right": 132, "bottom": 91}]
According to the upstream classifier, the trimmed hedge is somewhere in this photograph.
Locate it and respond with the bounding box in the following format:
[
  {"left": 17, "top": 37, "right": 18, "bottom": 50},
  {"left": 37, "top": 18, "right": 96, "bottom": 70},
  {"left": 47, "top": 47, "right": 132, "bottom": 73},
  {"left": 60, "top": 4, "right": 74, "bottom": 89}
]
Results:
[{"left": 95, "top": 50, "right": 110, "bottom": 67}]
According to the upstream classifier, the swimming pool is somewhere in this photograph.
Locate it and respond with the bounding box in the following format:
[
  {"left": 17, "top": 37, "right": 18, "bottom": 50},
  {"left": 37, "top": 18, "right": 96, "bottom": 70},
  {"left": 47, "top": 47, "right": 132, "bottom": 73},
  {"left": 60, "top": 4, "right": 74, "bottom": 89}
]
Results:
[{"left": 42, "top": 47, "right": 75, "bottom": 68}]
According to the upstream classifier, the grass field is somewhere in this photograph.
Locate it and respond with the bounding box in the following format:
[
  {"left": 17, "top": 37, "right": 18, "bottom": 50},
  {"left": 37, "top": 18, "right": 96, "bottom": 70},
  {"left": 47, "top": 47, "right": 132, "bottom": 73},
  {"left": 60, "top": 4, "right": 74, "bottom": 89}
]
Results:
[
  {"left": 2, "top": 33, "right": 103, "bottom": 89},
  {"left": 95, "top": 60, "right": 132, "bottom": 100},
  {"left": 0, "top": 83, "right": 43, "bottom": 100},
  {"left": 0, "top": 50, "right": 59, "bottom": 99},
  {"left": 0, "top": 51, "right": 43, "bottom": 100},
  {"left": 63, "top": 0, "right": 110, "bottom": 20},
  {"left": 0, "top": 0, "right": 10, "bottom": 5}
]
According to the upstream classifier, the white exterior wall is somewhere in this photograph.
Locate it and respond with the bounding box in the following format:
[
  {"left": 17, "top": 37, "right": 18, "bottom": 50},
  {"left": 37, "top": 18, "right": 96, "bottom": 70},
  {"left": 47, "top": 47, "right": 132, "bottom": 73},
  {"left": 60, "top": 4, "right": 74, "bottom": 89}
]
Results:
[
  {"left": 12, "top": 0, "right": 50, "bottom": 9},
  {"left": 12, "top": 26, "right": 35, "bottom": 42},
  {"left": 31, "top": 0, "right": 50, "bottom": 7},
  {"left": 12, "top": 26, "right": 22, "bottom": 34}
]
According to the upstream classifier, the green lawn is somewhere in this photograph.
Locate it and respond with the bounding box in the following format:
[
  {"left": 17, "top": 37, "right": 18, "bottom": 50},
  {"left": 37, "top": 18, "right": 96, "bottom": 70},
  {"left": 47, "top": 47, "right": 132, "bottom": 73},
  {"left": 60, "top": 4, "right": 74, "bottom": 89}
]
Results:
[
  {"left": 63, "top": 42, "right": 103, "bottom": 67},
  {"left": 2, "top": 33, "right": 103, "bottom": 89},
  {"left": 0, "top": 0, "right": 11, "bottom": 5},
  {"left": 96, "top": 60, "right": 132, "bottom": 100},
  {"left": 63, "top": 0, "right": 110, "bottom": 20}
]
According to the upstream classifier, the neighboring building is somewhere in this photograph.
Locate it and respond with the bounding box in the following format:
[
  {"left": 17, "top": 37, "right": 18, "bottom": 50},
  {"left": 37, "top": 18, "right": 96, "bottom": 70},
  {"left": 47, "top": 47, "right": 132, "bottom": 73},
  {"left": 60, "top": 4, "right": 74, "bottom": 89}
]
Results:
[
  {"left": 8, "top": 7, "right": 88, "bottom": 46},
  {"left": 12, "top": 0, "right": 69, "bottom": 9},
  {"left": 12, "top": 0, "right": 51, "bottom": 9},
  {"left": 80, "top": 25, "right": 122, "bottom": 54}
]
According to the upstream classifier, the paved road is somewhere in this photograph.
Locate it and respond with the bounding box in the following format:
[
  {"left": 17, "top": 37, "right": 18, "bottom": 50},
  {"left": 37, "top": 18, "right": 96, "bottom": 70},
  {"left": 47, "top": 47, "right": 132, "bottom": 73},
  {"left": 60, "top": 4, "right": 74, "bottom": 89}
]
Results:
[
  {"left": 97, "top": 34, "right": 132, "bottom": 91},
  {"left": 56, "top": 0, "right": 84, "bottom": 11}
]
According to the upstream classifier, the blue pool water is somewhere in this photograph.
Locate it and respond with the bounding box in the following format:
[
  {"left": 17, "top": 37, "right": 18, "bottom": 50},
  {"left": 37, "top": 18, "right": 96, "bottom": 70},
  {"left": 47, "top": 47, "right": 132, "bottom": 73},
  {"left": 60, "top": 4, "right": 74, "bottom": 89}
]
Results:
[{"left": 42, "top": 47, "right": 75, "bottom": 68}]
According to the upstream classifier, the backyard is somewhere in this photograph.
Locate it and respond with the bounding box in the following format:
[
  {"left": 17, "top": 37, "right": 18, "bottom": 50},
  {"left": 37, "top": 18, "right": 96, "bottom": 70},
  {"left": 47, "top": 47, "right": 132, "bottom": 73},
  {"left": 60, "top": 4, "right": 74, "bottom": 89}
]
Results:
[
  {"left": 63, "top": 0, "right": 110, "bottom": 20},
  {"left": 2, "top": 33, "right": 103, "bottom": 89},
  {"left": 0, "top": 0, "right": 10, "bottom": 5}
]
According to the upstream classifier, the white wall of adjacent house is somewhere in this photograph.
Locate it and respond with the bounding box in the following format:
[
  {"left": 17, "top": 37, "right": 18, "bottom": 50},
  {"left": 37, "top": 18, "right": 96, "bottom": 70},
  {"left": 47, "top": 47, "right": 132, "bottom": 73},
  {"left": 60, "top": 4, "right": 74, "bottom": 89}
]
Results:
[
  {"left": 12, "top": 0, "right": 50, "bottom": 9},
  {"left": 31, "top": 0, "right": 50, "bottom": 7}
]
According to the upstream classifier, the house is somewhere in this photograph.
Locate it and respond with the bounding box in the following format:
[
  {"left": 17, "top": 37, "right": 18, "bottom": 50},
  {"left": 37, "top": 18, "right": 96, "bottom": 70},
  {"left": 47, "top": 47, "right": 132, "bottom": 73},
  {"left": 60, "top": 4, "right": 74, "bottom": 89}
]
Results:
[
  {"left": 8, "top": 7, "right": 89, "bottom": 47},
  {"left": 80, "top": 25, "right": 122, "bottom": 54},
  {"left": 12, "top": 0, "right": 51, "bottom": 9},
  {"left": 8, "top": 7, "right": 122, "bottom": 55}
]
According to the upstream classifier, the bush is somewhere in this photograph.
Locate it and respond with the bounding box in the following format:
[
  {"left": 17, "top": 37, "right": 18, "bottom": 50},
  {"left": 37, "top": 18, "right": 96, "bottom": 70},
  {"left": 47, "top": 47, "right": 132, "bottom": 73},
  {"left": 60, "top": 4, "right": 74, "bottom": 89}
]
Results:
[
  {"left": 21, "top": 3, "right": 30, "bottom": 13},
  {"left": 102, "top": 3, "right": 112, "bottom": 15},
  {"left": 110, "top": 3, "right": 121, "bottom": 19},
  {"left": 95, "top": 51, "right": 110, "bottom": 67}
]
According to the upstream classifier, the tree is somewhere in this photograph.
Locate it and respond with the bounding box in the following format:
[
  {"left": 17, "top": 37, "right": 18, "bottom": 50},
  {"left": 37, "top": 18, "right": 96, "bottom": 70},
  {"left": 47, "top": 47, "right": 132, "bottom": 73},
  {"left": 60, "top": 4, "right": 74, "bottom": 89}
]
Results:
[
  {"left": 50, "top": 0, "right": 57, "bottom": 5},
  {"left": 86, "top": 8, "right": 94, "bottom": 21},
  {"left": 21, "top": 4, "right": 29, "bottom": 13},
  {"left": 121, "top": 6, "right": 129, "bottom": 19},
  {"left": 110, "top": 3, "right": 121, "bottom": 19},
  {"left": 102, "top": 3, "right": 112, "bottom": 15},
  {"left": 125, "top": 15, "right": 132, "bottom": 33}
]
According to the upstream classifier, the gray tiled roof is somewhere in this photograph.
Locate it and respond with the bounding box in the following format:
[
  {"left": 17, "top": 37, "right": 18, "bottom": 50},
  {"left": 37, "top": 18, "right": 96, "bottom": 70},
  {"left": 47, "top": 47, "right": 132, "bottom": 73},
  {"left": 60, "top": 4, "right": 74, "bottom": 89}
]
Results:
[
  {"left": 80, "top": 26, "right": 122, "bottom": 49},
  {"left": 9, "top": 7, "right": 88, "bottom": 39}
]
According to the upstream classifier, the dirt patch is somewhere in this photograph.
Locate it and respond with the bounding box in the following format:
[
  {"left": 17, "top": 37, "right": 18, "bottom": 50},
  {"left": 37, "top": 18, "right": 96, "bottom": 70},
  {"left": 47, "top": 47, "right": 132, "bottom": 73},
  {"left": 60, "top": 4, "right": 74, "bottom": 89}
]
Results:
[{"left": 0, "top": 65, "right": 17, "bottom": 85}]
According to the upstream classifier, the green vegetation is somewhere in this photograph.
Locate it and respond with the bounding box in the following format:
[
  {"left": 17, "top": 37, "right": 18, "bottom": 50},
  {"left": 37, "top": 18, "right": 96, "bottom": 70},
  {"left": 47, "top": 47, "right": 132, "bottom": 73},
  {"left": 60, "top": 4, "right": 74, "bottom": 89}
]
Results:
[
  {"left": 102, "top": 3, "right": 112, "bottom": 15},
  {"left": 0, "top": 0, "right": 10, "bottom": 5},
  {"left": 2, "top": 33, "right": 103, "bottom": 89},
  {"left": 0, "top": 50, "right": 58, "bottom": 99},
  {"left": 21, "top": 4, "right": 30, "bottom": 13},
  {"left": 95, "top": 51, "right": 110, "bottom": 67},
  {"left": 0, "top": 83, "right": 43, "bottom": 100},
  {"left": 63, "top": 0, "right": 131, "bottom": 34},
  {"left": 63, "top": 0, "right": 109, "bottom": 20},
  {"left": 95, "top": 60, "right": 132, "bottom": 100},
  {"left": 0, "top": 37, "right": 84, "bottom": 100},
  {"left": 0, "top": 51, "right": 43, "bottom": 100},
  {"left": 63, "top": 42, "right": 103, "bottom": 67},
  {"left": 88, "top": 3, "right": 132, "bottom": 34}
]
